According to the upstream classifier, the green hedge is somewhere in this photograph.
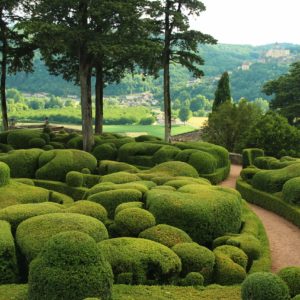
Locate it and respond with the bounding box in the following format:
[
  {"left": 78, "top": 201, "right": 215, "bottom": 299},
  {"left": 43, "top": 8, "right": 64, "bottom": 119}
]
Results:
[
  {"left": 99, "top": 160, "right": 139, "bottom": 175},
  {"left": 36, "top": 149, "right": 97, "bottom": 181},
  {"left": 28, "top": 231, "right": 113, "bottom": 300},
  {"left": 0, "top": 202, "right": 63, "bottom": 233},
  {"left": 139, "top": 224, "right": 192, "bottom": 248},
  {"left": 0, "top": 181, "right": 50, "bottom": 209},
  {"left": 0, "top": 221, "right": 19, "bottom": 283},
  {"left": 278, "top": 266, "right": 300, "bottom": 298},
  {"left": 237, "top": 178, "right": 300, "bottom": 228},
  {"left": 114, "top": 208, "right": 156, "bottom": 237},
  {"left": 282, "top": 177, "right": 300, "bottom": 205},
  {"left": 0, "top": 149, "right": 43, "bottom": 178},
  {"left": 87, "top": 189, "right": 143, "bottom": 219},
  {"left": 172, "top": 242, "right": 215, "bottom": 284},
  {"left": 0, "top": 162, "right": 10, "bottom": 186},
  {"left": 242, "top": 148, "right": 264, "bottom": 168},
  {"left": 100, "top": 171, "right": 141, "bottom": 184},
  {"left": 16, "top": 213, "right": 108, "bottom": 262},
  {"left": 98, "top": 237, "right": 182, "bottom": 285},
  {"left": 146, "top": 186, "right": 242, "bottom": 245}
]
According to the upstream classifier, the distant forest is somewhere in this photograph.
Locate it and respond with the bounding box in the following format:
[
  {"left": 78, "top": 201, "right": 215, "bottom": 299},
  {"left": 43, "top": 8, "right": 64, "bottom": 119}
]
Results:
[{"left": 6, "top": 43, "right": 300, "bottom": 102}]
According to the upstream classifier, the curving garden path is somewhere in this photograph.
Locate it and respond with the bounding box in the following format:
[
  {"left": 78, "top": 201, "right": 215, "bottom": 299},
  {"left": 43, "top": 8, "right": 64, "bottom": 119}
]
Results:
[{"left": 220, "top": 164, "right": 300, "bottom": 272}]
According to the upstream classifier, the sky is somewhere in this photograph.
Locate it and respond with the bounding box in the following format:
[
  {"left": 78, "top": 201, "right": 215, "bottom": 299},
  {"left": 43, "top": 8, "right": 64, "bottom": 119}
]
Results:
[{"left": 190, "top": 0, "right": 300, "bottom": 46}]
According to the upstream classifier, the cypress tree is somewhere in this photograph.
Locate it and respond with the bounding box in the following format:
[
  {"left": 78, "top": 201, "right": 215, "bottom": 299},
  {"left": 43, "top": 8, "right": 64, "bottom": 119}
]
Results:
[{"left": 213, "top": 71, "right": 231, "bottom": 111}]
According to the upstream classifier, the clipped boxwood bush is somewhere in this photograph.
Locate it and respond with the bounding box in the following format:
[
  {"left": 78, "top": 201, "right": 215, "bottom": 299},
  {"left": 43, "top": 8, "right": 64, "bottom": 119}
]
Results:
[
  {"left": 16, "top": 213, "right": 108, "bottom": 262},
  {"left": 0, "top": 162, "right": 10, "bottom": 187},
  {"left": 139, "top": 224, "right": 192, "bottom": 248},
  {"left": 252, "top": 163, "right": 300, "bottom": 193},
  {"left": 282, "top": 177, "right": 300, "bottom": 205},
  {"left": 29, "top": 138, "right": 46, "bottom": 148},
  {"left": 100, "top": 171, "right": 141, "bottom": 184},
  {"left": 180, "top": 272, "right": 204, "bottom": 287},
  {"left": 115, "top": 201, "right": 144, "bottom": 217},
  {"left": 7, "top": 129, "right": 47, "bottom": 149},
  {"left": 241, "top": 272, "right": 290, "bottom": 300},
  {"left": 92, "top": 143, "right": 117, "bottom": 161},
  {"left": 242, "top": 148, "right": 264, "bottom": 168},
  {"left": 278, "top": 266, "right": 300, "bottom": 297},
  {"left": 0, "top": 149, "right": 43, "bottom": 178},
  {"left": 152, "top": 146, "right": 181, "bottom": 164},
  {"left": 64, "top": 200, "right": 108, "bottom": 223},
  {"left": 99, "top": 160, "right": 139, "bottom": 175},
  {"left": 98, "top": 237, "right": 182, "bottom": 284},
  {"left": 172, "top": 242, "right": 215, "bottom": 283},
  {"left": 36, "top": 149, "right": 97, "bottom": 181},
  {"left": 213, "top": 245, "right": 247, "bottom": 285},
  {"left": 0, "top": 181, "right": 50, "bottom": 209},
  {"left": 114, "top": 208, "right": 155, "bottom": 237},
  {"left": 0, "top": 221, "right": 19, "bottom": 283},
  {"left": 0, "top": 202, "right": 63, "bottom": 233},
  {"left": 28, "top": 231, "right": 113, "bottom": 300},
  {"left": 146, "top": 186, "right": 242, "bottom": 245},
  {"left": 66, "top": 171, "right": 84, "bottom": 187},
  {"left": 87, "top": 189, "right": 143, "bottom": 218}
]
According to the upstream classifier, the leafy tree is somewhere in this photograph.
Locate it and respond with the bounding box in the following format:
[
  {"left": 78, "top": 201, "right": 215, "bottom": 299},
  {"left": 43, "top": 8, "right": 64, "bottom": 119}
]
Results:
[
  {"left": 212, "top": 71, "right": 231, "bottom": 111},
  {"left": 172, "top": 99, "right": 181, "bottom": 110},
  {"left": 245, "top": 111, "right": 300, "bottom": 157},
  {"left": 190, "top": 95, "right": 208, "bottom": 112},
  {"left": 0, "top": 1, "right": 34, "bottom": 130},
  {"left": 45, "top": 96, "right": 63, "bottom": 109},
  {"left": 262, "top": 61, "right": 300, "bottom": 125},
  {"left": 202, "top": 100, "right": 262, "bottom": 152},
  {"left": 156, "top": 0, "right": 216, "bottom": 142},
  {"left": 178, "top": 106, "right": 191, "bottom": 124}
]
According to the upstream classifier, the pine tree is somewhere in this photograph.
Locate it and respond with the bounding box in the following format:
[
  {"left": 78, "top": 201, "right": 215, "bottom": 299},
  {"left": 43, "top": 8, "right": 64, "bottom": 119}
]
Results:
[{"left": 212, "top": 71, "right": 231, "bottom": 111}]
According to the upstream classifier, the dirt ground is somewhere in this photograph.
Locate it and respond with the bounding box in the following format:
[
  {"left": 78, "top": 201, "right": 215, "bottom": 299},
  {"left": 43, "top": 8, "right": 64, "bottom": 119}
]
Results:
[{"left": 220, "top": 164, "right": 300, "bottom": 272}]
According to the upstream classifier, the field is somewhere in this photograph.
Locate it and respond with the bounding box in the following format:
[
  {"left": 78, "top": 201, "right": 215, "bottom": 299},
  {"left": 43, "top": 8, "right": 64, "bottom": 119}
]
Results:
[{"left": 18, "top": 123, "right": 196, "bottom": 139}]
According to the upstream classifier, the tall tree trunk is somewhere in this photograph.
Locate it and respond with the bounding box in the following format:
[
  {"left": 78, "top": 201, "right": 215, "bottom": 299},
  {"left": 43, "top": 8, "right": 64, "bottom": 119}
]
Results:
[
  {"left": 79, "top": 60, "right": 94, "bottom": 152},
  {"left": 95, "top": 64, "right": 104, "bottom": 135},
  {"left": 0, "top": 18, "right": 8, "bottom": 131},
  {"left": 163, "top": 0, "right": 171, "bottom": 143}
]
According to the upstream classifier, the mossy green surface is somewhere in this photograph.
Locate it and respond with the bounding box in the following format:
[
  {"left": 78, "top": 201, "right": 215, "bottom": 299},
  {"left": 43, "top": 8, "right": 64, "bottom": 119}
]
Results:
[
  {"left": 278, "top": 267, "right": 300, "bottom": 297},
  {"left": 98, "top": 237, "right": 182, "bottom": 285},
  {"left": 115, "top": 202, "right": 144, "bottom": 216},
  {"left": 172, "top": 242, "right": 215, "bottom": 283},
  {"left": 146, "top": 186, "right": 242, "bottom": 245},
  {"left": 99, "top": 160, "right": 139, "bottom": 175},
  {"left": 0, "top": 221, "right": 19, "bottom": 283},
  {"left": 36, "top": 149, "right": 97, "bottom": 181},
  {"left": 16, "top": 213, "right": 108, "bottom": 262},
  {"left": 0, "top": 149, "right": 43, "bottom": 178},
  {"left": 0, "top": 202, "right": 63, "bottom": 232},
  {"left": 0, "top": 162, "right": 10, "bottom": 187},
  {"left": 100, "top": 172, "right": 141, "bottom": 184},
  {"left": 139, "top": 224, "right": 192, "bottom": 248},
  {"left": 0, "top": 181, "right": 50, "bottom": 209},
  {"left": 114, "top": 208, "right": 156, "bottom": 237},
  {"left": 241, "top": 272, "right": 290, "bottom": 300},
  {"left": 282, "top": 177, "right": 300, "bottom": 205},
  {"left": 28, "top": 231, "right": 113, "bottom": 300},
  {"left": 88, "top": 189, "right": 143, "bottom": 219},
  {"left": 6, "top": 129, "right": 47, "bottom": 149}
]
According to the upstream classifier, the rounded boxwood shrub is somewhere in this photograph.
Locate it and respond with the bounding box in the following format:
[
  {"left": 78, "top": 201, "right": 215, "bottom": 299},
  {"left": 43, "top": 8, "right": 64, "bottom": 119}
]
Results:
[
  {"left": 64, "top": 200, "right": 108, "bottom": 223},
  {"left": 172, "top": 242, "right": 215, "bottom": 282},
  {"left": 282, "top": 177, "right": 300, "bottom": 205},
  {"left": 66, "top": 171, "right": 84, "bottom": 187},
  {"left": 187, "top": 151, "right": 218, "bottom": 174},
  {"left": 29, "top": 138, "right": 46, "bottom": 148},
  {"left": 152, "top": 146, "right": 181, "bottom": 164},
  {"left": 88, "top": 189, "right": 143, "bottom": 219},
  {"left": 164, "top": 178, "right": 210, "bottom": 189},
  {"left": 146, "top": 186, "right": 242, "bottom": 245},
  {"left": 42, "top": 145, "right": 54, "bottom": 151},
  {"left": 92, "top": 144, "right": 118, "bottom": 161},
  {"left": 7, "top": 129, "right": 46, "bottom": 149},
  {"left": 180, "top": 272, "right": 204, "bottom": 287},
  {"left": 16, "top": 213, "right": 108, "bottom": 262},
  {"left": 278, "top": 266, "right": 300, "bottom": 297},
  {"left": 28, "top": 231, "right": 113, "bottom": 300},
  {"left": 0, "top": 202, "right": 63, "bottom": 232},
  {"left": 49, "top": 142, "right": 65, "bottom": 149},
  {"left": 0, "top": 162, "right": 10, "bottom": 187},
  {"left": 292, "top": 296, "right": 300, "bottom": 300},
  {"left": 114, "top": 208, "right": 155, "bottom": 237},
  {"left": 99, "top": 160, "right": 139, "bottom": 175},
  {"left": 36, "top": 149, "right": 97, "bottom": 181},
  {"left": 241, "top": 272, "right": 290, "bottom": 300},
  {"left": 115, "top": 201, "right": 143, "bottom": 216},
  {"left": 100, "top": 172, "right": 141, "bottom": 184},
  {"left": 139, "top": 224, "right": 192, "bottom": 248},
  {"left": 213, "top": 245, "right": 247, "bottom": 285},
  {"left": 0, "top": 143, "right": 13, "bottom": 153},
  {"left": 135, "top": 135, "right": 161, "bottom": 142},
  {"left": 98, "top": 237, "right": 182, "bottom": 285}
]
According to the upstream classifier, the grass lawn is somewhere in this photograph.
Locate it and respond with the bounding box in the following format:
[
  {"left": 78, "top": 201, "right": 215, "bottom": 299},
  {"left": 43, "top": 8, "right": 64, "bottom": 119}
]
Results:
[
  {"left": 18, "top": 123, "right": 196, "bottom": 139},
  {"left": 0, "top": 284, "right": 241, "bottom": 300}
]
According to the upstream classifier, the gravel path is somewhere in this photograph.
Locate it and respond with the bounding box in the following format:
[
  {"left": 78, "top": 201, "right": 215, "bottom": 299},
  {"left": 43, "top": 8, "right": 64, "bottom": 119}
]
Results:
[{"left": 220, "top": 164, "right": 300, "bottom": 272}]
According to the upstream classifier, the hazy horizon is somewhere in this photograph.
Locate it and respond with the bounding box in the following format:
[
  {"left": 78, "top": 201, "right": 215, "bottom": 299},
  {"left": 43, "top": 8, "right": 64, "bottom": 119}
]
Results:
[{"left": 191, "top": 0, "right": 300, "bottom": 46}]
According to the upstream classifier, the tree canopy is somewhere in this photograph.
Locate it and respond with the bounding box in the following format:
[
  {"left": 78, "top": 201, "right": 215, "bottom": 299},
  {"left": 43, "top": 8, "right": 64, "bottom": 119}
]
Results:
[{"left": 212, "top": 71, "right": 231, "bottom": 111}]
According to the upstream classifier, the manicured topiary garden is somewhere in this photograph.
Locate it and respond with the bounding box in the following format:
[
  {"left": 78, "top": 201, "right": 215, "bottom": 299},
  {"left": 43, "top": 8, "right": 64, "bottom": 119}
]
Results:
[
  {"left": 237, "top": 148, "right": 300, "bottom": 228},
  {"left": 0, "top": 129, "right": 299, "bottom": 299}
]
